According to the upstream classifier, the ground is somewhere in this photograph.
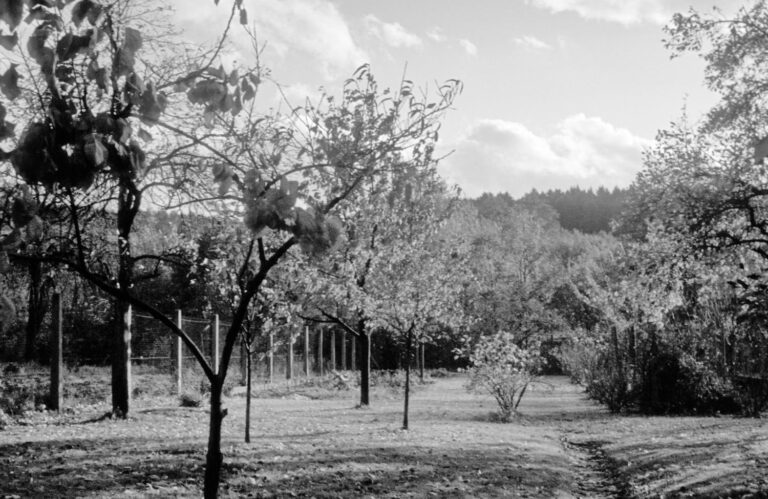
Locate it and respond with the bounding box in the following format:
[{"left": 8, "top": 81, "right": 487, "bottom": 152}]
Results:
[{"left": 1, "top": 374, "right": 767, "bottom": 498}]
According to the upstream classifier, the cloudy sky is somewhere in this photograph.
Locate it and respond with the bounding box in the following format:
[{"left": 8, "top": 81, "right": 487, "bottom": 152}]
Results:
[{"left": 169, "top": 0, "right": 726, "bottom": 198}]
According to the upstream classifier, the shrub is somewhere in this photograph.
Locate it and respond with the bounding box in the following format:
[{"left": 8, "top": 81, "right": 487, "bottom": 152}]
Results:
[
  {"left": 557, "top": 338, "right": 602, "bottom": 385},
  {"left": 0, "top": 376, "right": 47, "bottom": 415},
  {"left": 465, "top": 331, "right": 540, "bottom": 422},
  {"left": 558, "top": 337, "right": 635, "bottom": 413},
  {"left": 179, "top": 392, "right": 203, "bottom": 407},
  {"left": 583, "top": 354, "right": 636, "bottom": 413}
]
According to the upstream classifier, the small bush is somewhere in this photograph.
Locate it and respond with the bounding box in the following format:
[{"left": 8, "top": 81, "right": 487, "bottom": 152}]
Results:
[
  {"left": 465, "top": 331, "right": 540, "bottom": 422},
  {"left": 558, "top": 338, "right": 635, "bottom": 413},
  {"left": 179, "top": 392, "right": 202, "bottom": 407},
  {"left": 733, "top": 374, "right": 768, "bottom": 417},
  {"left": 0, "top": 377, "right": 47, "bottom": 415},
  {"left": 583, "top": 356, "right": 635, "bottom": 413}
]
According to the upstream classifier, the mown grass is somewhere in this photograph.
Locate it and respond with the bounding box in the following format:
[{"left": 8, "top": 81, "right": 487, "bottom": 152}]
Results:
[{"left": 1, "top": 368, "right": 767, "bottom": 497}]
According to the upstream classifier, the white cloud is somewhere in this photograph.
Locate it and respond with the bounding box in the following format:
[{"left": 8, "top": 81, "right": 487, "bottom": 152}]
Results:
[
  {"left": 170, "top": 0, "right": 367, "bottom": 80},
  {"left": 459, "top": 39, "right": 478, "bottom": 56},
  {"left": 439, "top": 115, "right": 652, "bottom": 197},
  {"left": 427, "top": 26, "right": 446, "bottom": 43},
  {"left": 513, "top": 35, "right": 552, "bottom": 50},
  {"left": 525, "top": 0, "right": 675, "bottom": 25},
  {"left": 364, "top": 14, "right": 422, "bottom": 48}
]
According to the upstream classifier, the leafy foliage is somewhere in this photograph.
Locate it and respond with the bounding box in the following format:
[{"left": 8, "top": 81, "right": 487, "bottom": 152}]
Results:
[{"left": 465, "top": 330, "right": 541, "bottom": 421}]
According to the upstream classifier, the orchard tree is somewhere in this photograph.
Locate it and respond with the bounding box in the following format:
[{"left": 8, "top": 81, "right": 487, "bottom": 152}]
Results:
[
  {"left": 0, "top": 0, "right": 257, "bottom": 415},
  {"left": 298, "top": 150, "right": 460, "bottom": 406},
  {"left": 363, "top": 179, "right": 468, "bottom": 429}
]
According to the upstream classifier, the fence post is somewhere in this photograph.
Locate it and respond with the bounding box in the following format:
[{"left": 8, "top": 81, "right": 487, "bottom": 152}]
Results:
[
  {"left": 419, "top": 342, "right": 425, "bottom": 381},
  {"left": 240, "top": 338, "right": 247, "bottom": 385},
  {"left": 268, "top": 332, "right": 274, "bottom": 383},
  {"left": 286, "top": 330, "right": 294, "bottom": 380},
  {"left": 176, "top": 309, "right": 182, "bottom": 395},
  {"left": 318, "top": 328, "right": 324, "bottom": 376},
  {"left": 341, "top": 331, "right": 347, "bottom": 370},
  {"left": 304, "top": 325, "right": 310, "bottom": 377},
  {"left": 330, "top": 330, "right": 336, "bottom": 370},
  {"left": 49, "top": 292, "right": 62, "bottom": 412},
  {"left": 212, "top": 314, "right": 220, "bottom": 375}
]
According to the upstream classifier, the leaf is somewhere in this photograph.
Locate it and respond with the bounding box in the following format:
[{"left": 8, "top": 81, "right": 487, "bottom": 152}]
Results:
[
  {"left": 241, "top": 79, "right": 255, "bottom": 101},
  {"left": 228, "top": 68, "right": 238, "bottom": 86},
  {"left": 239, "top": 7, "right": 247, "bottom": 25},
  {"left": 56, "top": 32, "right": 92, "bottom": 61},
  {"left": 83, "top": 133, "right": 107, "bottom": 167},
  {"left": 137, "top": 127, "right": 152, "bottom": 142},
  {"left": 0, "top": 228, "right": 21, "bottom": 249},
  {"left": 116, "top": 25, "right": 142, "bottom": 78},
  {"left": 27, "top": 24, "right": 52, "bottom": 62},
  {"left": 0, "top": 63, "right": 21, "bottom": 100},
  {"left": 217, "top": 175, "right": 233, "bottom": 196},
  {"left": 114, "top": 118, "right": 131, "bottom": 143},
  {"left": 128, "top": 140, "right": 146, "bottom": 175},
  {"left": 11, "top": 196, "right": 35, "bottom": 227},
  {"left": 0, "top": 30, "right": 17, "bottom": 50},
  {"left": 139, "top": 81, "right": 166, "bottom": 124},
  {"left": 71, "top": 0, "right": 95, "bottom": 26},
  {"left": 24, "top": 215, "right": 44, "bottom": 242},
  {"left": 187, "top": 80, "right": 226, "bottom": 105},
  {"left": 0, "top": 0, "right": 23, "bottom": 31},
  {"left": 122, "top": 26, "right": 142, "bottom": 53}
]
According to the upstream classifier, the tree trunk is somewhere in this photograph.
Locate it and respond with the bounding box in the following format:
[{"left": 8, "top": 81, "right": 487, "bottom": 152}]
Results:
[
  {"left": 360, "top": 328, "right": 371, "bottom": 406},
  {"left": 403, "top": 328, "right": 412, "bottom": 430},
  {"left": 113, "top": 182, "right": 139, "bottom": 417},
  {"left": 203, "top": 378, "right": 226, "bottom": 498},
  {"left": 24, "top": 260, "right": 46, "bottom": 361},
  {"left": 245, "top": 347, "right": 252, "bottom": 444},
  {"left": 112, "top": 300, "right": 131, "bottom": 417}
]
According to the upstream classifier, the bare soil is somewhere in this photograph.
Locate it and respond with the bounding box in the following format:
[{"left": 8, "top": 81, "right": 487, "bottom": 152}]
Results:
[{"left": 1, "top": 374, "right": 767, "bottom": 498}]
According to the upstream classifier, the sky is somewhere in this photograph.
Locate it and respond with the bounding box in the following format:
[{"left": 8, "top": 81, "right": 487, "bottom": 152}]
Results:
[{"left": 168, "top": 0, "right": 729, "bottom": 198}]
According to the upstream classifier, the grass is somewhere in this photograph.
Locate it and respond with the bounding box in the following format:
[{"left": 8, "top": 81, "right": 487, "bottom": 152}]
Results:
[{"left": 0, "top": 369, "right": 767, "bottom": 497}]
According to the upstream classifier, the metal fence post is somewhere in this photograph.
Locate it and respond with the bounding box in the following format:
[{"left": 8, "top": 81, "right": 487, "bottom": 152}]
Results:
[
  {"left": 176, "top": 309, "right": 182, "bottom": 395},
  {"left": 341, "top": 331, "right": 347, "bottom": 370},
  {"left": 318, "top": 328, "right": 324, "bottom": 376},
  {"left": 49, "top": 293, "right": 62, "bottom": 412},
  {"left": 268, "top": 332, "right": 274, "bottom": 384},
  {"left": 330, "top": 330, "right": 336, "bottom": 370},
  {"left": 303, "top": 326, "right": 309, "bottom": 377}
]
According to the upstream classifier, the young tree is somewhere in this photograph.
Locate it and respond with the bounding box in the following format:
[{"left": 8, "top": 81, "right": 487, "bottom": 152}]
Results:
[{"left": 362, "top": 179, "right": 467, "bottom": 429}]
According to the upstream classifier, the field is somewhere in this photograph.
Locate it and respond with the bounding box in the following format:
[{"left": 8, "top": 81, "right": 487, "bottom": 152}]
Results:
[{"left": 1, "top": 373, "right": 767, "bottom": 498}]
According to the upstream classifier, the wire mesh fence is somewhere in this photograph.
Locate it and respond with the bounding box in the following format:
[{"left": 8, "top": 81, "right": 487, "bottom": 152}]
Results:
[{"left": 130, "top": 310, "right": 357, "bottom": 396}]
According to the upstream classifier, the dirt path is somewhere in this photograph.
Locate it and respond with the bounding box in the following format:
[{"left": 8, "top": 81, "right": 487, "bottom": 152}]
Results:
[{"left": 559, "top": 436, "right": 631, "bottom": 498}]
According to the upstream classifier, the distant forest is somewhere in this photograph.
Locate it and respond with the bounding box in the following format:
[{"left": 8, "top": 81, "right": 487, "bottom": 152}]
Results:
[{"left": 474, "top": 186, "right": 629, "bottom": 234}]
